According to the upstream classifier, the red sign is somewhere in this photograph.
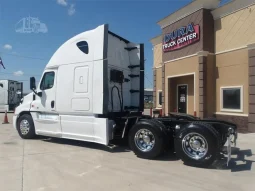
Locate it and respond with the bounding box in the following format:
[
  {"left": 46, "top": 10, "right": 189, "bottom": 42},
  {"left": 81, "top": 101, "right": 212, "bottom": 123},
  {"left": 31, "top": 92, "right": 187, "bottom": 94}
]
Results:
[{"left": 163, "top": 24, "right": 200, "bottom": 52}]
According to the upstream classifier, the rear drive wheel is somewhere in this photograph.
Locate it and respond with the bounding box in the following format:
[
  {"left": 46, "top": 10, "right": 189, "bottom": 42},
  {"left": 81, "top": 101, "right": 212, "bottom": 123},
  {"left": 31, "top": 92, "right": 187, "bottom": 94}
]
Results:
[
  {"left": 17, "top": 114, "right": 36, "bottom": 139},
  {"left": 175, "top": 122, "right": 221, "bottom": 167},
  {"left": 129, "top": 120, "right": 165, "bottom": 159}
]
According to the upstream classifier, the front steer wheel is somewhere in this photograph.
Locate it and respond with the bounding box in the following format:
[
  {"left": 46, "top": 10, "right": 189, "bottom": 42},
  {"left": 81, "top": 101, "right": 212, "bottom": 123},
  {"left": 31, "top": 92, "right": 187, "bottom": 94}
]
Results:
[
  {"left": 17, "top": 114, "right": 36, "bottom": 139},
  {"left": 175, "top": 122, "right": 221, "bottom": 168},
  {"left": 128, "top": 120, "right": 166, "bottom": 159}
]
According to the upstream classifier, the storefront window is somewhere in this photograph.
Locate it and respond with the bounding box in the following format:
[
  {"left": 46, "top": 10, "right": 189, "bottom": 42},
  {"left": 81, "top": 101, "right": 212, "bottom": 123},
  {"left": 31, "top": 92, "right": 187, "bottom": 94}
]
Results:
[
  {"left": 158, "top": 91, "right": 162, "bottom": 106},
  {"left": 221, "top": 86, "right": 242, "bottom": 112}
]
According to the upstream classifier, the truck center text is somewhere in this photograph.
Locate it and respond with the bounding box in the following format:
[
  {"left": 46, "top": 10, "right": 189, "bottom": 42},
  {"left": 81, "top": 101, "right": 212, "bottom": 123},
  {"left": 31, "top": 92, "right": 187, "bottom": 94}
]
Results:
[{"left": 163, "top": 32, "right": 197, "bottom": 49}]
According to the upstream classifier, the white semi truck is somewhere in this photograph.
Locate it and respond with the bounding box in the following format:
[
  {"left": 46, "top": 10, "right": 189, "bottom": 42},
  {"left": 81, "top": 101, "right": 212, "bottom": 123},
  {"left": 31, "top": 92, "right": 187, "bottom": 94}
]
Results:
[{"left": 13, "top": 24, "right": 237, "bottom": 167}]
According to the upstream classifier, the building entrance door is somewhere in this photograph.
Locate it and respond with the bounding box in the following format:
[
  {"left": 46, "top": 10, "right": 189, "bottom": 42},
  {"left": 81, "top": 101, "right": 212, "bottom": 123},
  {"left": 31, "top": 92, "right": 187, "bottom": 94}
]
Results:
[{"left": 177, "top": 85, "right": 187, "bottom": 113}]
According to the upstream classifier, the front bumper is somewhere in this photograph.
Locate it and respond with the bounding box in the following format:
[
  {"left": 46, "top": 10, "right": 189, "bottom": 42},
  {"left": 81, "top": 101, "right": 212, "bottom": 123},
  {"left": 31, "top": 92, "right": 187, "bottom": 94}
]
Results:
[{"left": 13, "top": 115, "right": 17, "bottom": 130}]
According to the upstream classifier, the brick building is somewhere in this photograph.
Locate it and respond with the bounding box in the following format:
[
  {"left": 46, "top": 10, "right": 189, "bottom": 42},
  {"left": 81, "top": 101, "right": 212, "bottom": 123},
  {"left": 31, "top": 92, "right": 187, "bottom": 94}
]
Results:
[{"left": 150, "top": 0, "right": 255, "bottom": 132}]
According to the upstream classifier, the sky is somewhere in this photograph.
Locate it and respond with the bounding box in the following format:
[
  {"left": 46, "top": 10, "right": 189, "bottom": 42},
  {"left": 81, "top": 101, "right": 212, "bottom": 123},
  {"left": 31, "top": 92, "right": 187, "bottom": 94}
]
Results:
[{"left": 0, "top": 0, "right": 195, "bottom": 93}]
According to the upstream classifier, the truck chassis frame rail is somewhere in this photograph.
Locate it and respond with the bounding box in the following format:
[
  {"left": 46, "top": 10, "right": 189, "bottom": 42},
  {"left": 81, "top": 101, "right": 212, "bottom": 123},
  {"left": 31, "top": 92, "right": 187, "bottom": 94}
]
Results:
[{"left": 125, "top": 112, "right": 238, "bottom": 167}]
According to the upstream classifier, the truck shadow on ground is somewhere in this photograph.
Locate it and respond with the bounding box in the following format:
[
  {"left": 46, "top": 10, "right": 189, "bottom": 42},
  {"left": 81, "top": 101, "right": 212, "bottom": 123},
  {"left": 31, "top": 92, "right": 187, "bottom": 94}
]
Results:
[
  {"left": 40, "top": 136, "right": 131, "bottom": 153},
  {"left": 211, "top": 147, "right": 255, "bottom": 172},
  {"left": 39, "top": 136, "right": 178, "bottom": 161},
  {"left": 39, "top": 137, "right": 254, "bottom": 170}
]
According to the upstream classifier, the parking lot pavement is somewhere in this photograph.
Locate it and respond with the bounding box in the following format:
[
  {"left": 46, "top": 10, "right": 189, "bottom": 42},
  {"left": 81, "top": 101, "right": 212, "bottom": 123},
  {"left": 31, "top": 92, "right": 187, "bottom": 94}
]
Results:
[{"left": 1, "top": 113, "right": 255, "bottom": 191}]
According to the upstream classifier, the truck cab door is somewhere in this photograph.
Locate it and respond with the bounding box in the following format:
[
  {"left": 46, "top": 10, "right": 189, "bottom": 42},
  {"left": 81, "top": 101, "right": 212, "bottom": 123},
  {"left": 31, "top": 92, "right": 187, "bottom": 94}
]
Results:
[
  {"left": 30, "top": 69, "right": 61, "bottom": 137},
  {"left": 38, "top": 71, "right": 56, "bottom": 111}
]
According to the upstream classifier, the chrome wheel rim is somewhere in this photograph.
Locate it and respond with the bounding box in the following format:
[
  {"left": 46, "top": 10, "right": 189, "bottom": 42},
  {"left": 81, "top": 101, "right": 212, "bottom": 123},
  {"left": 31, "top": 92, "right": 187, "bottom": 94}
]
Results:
[
  {"left": 20, "top": 119, "right": 30, "bottom": 135},
  {"left": 182, "top": 133, "right": 208, "bottom": 160},
  {"left": 134, "top": 129, "right": 155, "bottom": 152}
]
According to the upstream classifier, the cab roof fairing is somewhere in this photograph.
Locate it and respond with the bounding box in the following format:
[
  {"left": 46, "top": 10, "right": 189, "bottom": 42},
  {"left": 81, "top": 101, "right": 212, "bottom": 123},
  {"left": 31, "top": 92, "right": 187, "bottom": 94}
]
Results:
[{"left": 45, "top": 24, "right": 106, "bottom": 69}]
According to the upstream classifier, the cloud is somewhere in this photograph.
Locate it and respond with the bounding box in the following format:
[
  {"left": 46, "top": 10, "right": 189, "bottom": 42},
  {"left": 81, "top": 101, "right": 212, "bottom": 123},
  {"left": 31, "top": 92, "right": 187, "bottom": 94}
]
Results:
[
  {"left": 57, "top": 0, "right": 68, "bottom": 6},
  {"left": 13, "top": 70, "right": 24, "bottom": 77},
  {"left": 3, "top": 44, "right": 12, "bottom": 50},
  {"left": 57, "top": 0, "right": 75, "bottom": 16},
  {"left": 68, "top": 4, "right": 75, "bottom": 16}
]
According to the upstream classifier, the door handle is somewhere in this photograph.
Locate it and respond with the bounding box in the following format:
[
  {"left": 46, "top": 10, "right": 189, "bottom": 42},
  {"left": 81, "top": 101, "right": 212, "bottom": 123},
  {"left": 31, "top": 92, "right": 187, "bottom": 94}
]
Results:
[{"left": 51, "top": 101, "right": 55, "bottom": 108}]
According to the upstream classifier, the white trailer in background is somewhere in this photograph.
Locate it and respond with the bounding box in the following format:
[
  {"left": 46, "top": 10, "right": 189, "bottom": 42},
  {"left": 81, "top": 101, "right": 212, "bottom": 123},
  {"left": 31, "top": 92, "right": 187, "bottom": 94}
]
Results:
[{"left": 0, "top": 80, "right": 23, "bottom": 112}]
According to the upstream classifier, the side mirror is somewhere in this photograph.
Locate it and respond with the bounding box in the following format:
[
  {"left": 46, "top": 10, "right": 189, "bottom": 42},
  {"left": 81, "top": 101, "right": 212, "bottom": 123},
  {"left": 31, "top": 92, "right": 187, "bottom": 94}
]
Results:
[
  {"left": 37, "top": 92, "right": 42, "bottom": 97},
  {"left": 30, "top": 77, "right": 42, "bottom": 97},
  {"left": 30, "top": 77, "right": 36, "bottom": 90},
  {"left": 0, "top": 83, "right": 3, "bottom": 88}
]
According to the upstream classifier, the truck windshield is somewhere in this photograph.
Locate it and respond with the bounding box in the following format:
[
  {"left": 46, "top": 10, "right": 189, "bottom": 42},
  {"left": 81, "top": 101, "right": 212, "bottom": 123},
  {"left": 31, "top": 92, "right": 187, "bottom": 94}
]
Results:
[{"left": 40, "top": 72, "right": 55, "bottom": 90}]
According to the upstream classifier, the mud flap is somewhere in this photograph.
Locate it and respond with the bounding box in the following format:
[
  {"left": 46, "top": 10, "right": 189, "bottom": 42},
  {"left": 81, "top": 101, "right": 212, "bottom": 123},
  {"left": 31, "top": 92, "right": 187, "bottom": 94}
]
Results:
[
  {"left": 227, "top": 135, "right": 232, "bottom": 166},
  {"left": 226, "top": 128, "right": 237, "bottom": 166}
]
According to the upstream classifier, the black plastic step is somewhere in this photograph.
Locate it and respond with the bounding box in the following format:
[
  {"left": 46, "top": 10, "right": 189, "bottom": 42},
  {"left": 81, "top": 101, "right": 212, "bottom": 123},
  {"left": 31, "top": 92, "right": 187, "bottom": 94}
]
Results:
[
  {"left": 124, "top": 106, "right": 139, "bottom": 110},
  {"left": 128, "top": 65, "right": 140, "bottom": 69},
  {"left": 125, "top": 47, "right": 138, "bottom": 51},
  {"left": 128, "top": 74, "right": 139, "bottom": 78},
  {"left": 124, "top": 78, "right": 130, "bottom": 82},
  {"left": 130, "top": 89, "right": 140, "bottom": 93}
]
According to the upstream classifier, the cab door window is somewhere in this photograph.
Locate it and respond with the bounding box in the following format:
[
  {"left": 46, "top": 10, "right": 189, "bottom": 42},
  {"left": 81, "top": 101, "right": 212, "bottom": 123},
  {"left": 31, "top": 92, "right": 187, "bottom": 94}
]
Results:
[{"left": 40, "top": 72, "right": 55, "bottom": 90}]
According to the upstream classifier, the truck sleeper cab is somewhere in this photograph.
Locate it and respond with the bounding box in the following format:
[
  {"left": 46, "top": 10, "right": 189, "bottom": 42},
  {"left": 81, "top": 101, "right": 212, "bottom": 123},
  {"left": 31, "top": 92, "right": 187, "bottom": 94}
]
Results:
[
  {"left": 14, "top": 24, "right": 238, "bottom": 168},
  {"left": 14, "top": 24, "right": 144, "bottom": 145}
]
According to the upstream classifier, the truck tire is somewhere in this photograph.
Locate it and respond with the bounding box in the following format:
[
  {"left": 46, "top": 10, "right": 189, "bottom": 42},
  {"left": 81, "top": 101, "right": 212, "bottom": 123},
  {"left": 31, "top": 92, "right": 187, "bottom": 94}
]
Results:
[
  {"left": 204, "top": 117, "right": 227, "bottom": 147},
  {"left": 17, "top": 114, "right": 36, "bottom": 139},
  {"left": 147, "top": 119, "right": 172, "bottom": 150},
  {"left": 128, "top": 120, "right": 165, "bottom": 159},
  {"left": 175, "top": 122, "right": 221, "bottom": 167}
]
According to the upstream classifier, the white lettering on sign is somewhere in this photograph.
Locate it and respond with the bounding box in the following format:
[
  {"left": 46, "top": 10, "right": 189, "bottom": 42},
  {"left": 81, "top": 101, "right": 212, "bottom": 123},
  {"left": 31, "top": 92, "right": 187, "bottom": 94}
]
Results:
[
  {"left": 163, "top": 23, "right": 200, "bottom": 52},
  {"left": 163, "top": 41, "right": 176, "bottom": 49},
  {"left": 177, "top": 33, "right": 197, "bottom": 45}
]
